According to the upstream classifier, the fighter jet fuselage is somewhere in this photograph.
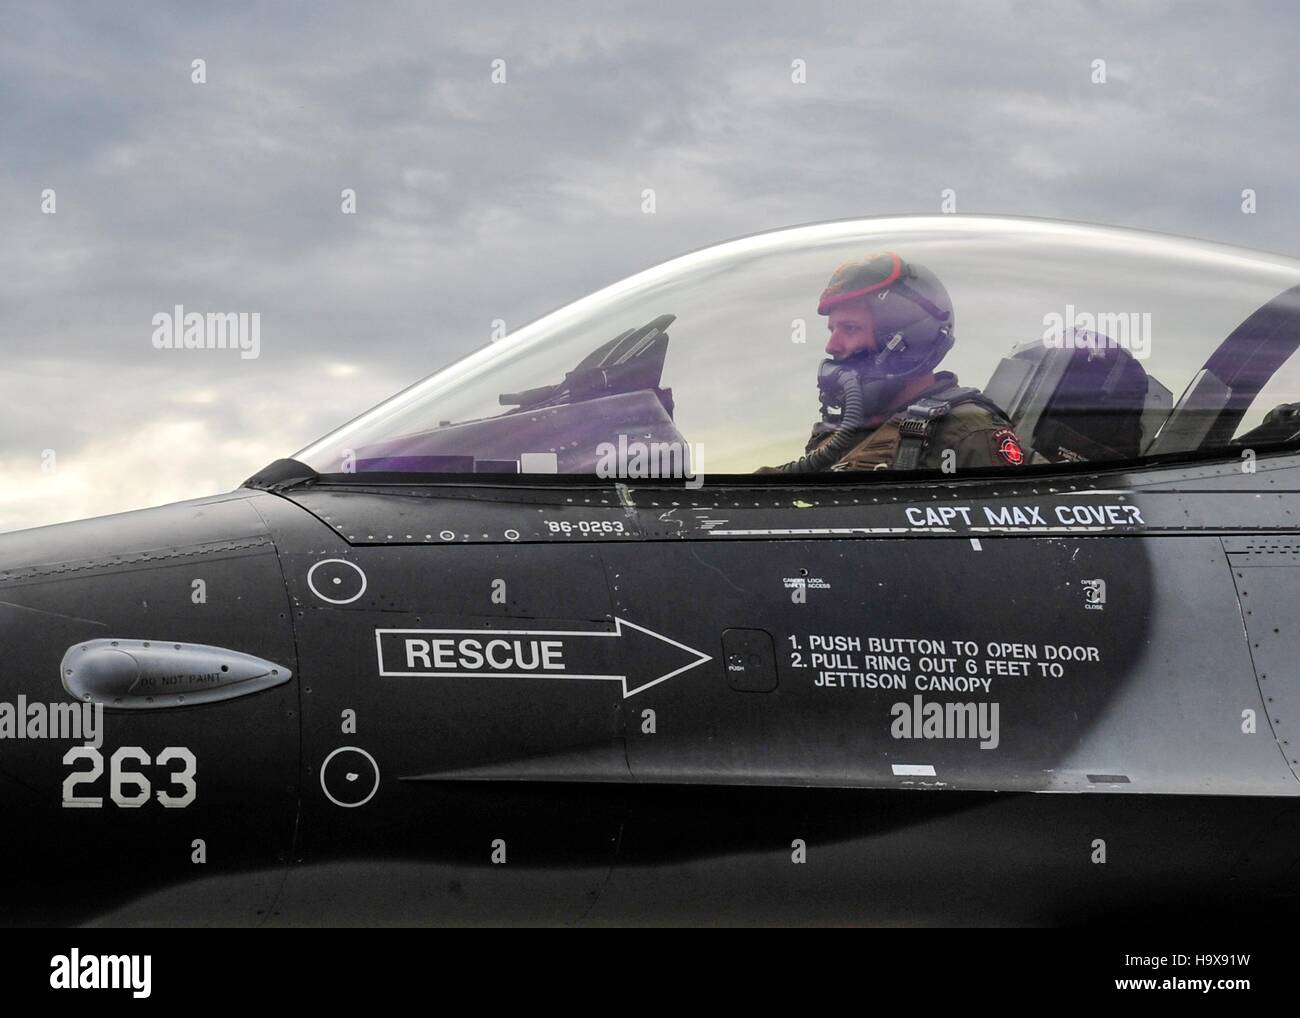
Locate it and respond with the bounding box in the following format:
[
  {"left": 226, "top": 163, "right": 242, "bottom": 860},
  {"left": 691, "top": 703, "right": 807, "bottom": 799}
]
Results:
[{"left": 5, "top": 216, "right": 1300, "bottom": 926}]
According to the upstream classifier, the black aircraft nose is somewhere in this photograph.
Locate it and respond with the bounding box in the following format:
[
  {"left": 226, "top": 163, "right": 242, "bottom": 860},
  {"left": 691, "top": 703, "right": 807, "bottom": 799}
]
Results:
[{"left": 0, "top": 490, "right": 304, "bottom": 925}]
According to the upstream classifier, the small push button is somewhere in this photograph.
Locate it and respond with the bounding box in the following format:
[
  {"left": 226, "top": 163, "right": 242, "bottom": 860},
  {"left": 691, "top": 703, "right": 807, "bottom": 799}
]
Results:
[{"left": 722, "top": 629, "right": 778, "bottom": 692}]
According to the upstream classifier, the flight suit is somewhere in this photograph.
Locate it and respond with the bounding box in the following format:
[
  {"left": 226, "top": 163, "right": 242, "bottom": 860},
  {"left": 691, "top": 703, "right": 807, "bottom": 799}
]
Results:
[{"left": 803, "top": 374, "right": 1025, "bottom": 472}]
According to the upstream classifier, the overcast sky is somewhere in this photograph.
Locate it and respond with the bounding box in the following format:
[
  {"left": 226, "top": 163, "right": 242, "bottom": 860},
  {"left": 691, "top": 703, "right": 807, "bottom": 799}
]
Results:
[{"left": 2, "top": 1, "right": 1298, "bottom": 531}]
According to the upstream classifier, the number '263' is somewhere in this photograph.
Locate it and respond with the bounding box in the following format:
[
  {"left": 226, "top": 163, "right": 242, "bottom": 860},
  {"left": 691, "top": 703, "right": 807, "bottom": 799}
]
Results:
[{"left": 62, "top": 746, "right": 197, "bottom": 808}]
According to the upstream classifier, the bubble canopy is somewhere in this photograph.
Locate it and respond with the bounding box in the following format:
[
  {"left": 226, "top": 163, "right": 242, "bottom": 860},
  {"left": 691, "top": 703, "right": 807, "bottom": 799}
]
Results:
[{"left": 293, "top": 216, "right": 1300, "bottom": 480}]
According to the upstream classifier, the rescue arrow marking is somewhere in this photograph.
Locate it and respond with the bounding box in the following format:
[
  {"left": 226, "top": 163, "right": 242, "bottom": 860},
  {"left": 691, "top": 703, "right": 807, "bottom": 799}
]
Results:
[{"left": 374, "top": 618, "right": 712, "bottom": 698}]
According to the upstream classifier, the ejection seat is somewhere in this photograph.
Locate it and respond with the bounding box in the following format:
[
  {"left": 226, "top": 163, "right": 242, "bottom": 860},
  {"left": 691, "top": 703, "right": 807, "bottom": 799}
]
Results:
[
  {"left": 982, "top": 334, "right": 1172, "bottom": 464},
  {"left": 1145, "top": 284, "right": 1300, "bottom": 456}
]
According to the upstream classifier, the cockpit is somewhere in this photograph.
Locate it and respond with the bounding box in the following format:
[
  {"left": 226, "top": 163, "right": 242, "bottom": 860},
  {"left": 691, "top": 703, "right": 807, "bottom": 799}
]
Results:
[{"left": 291, "top": 216, "right": 1300, "bottom": 481}]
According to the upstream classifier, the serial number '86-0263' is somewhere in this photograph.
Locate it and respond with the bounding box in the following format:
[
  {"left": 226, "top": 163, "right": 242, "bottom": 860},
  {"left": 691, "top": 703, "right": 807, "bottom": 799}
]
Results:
[
  {"left": 61, "top": 745, "right": 197, "bottom": 809},
  {"left": 544, "top": 520, "right": 626, "bottom": 535}
]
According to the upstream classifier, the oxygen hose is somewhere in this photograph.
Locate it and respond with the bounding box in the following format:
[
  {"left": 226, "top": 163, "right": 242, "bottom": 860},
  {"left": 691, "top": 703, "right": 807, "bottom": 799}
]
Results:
[{"left": 775, "top": 364, "right": 869, "bottom": 473}]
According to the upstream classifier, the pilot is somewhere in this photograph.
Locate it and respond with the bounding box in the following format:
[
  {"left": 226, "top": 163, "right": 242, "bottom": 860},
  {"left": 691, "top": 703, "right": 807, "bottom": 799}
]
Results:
[{"left": 768, "top": 252, "right": 1025, "bottom": 473}]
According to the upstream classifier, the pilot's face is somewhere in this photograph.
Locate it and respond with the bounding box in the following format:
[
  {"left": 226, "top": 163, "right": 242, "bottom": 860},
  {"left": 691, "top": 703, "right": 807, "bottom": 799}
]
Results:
[{"left": 825, "top": 303, "right": 876, "bottom": 361}]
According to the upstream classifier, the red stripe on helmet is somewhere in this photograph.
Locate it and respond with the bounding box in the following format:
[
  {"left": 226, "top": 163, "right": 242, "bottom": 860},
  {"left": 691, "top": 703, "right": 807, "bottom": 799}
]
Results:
[{"left": 817, "top": 252, "right": 903, "bottom": 314}]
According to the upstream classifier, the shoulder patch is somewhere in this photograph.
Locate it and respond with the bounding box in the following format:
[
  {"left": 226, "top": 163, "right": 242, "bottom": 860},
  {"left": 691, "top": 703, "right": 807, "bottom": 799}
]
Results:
[{"left": 993, "top": 428, "right": 1025, "bottom": 466}]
